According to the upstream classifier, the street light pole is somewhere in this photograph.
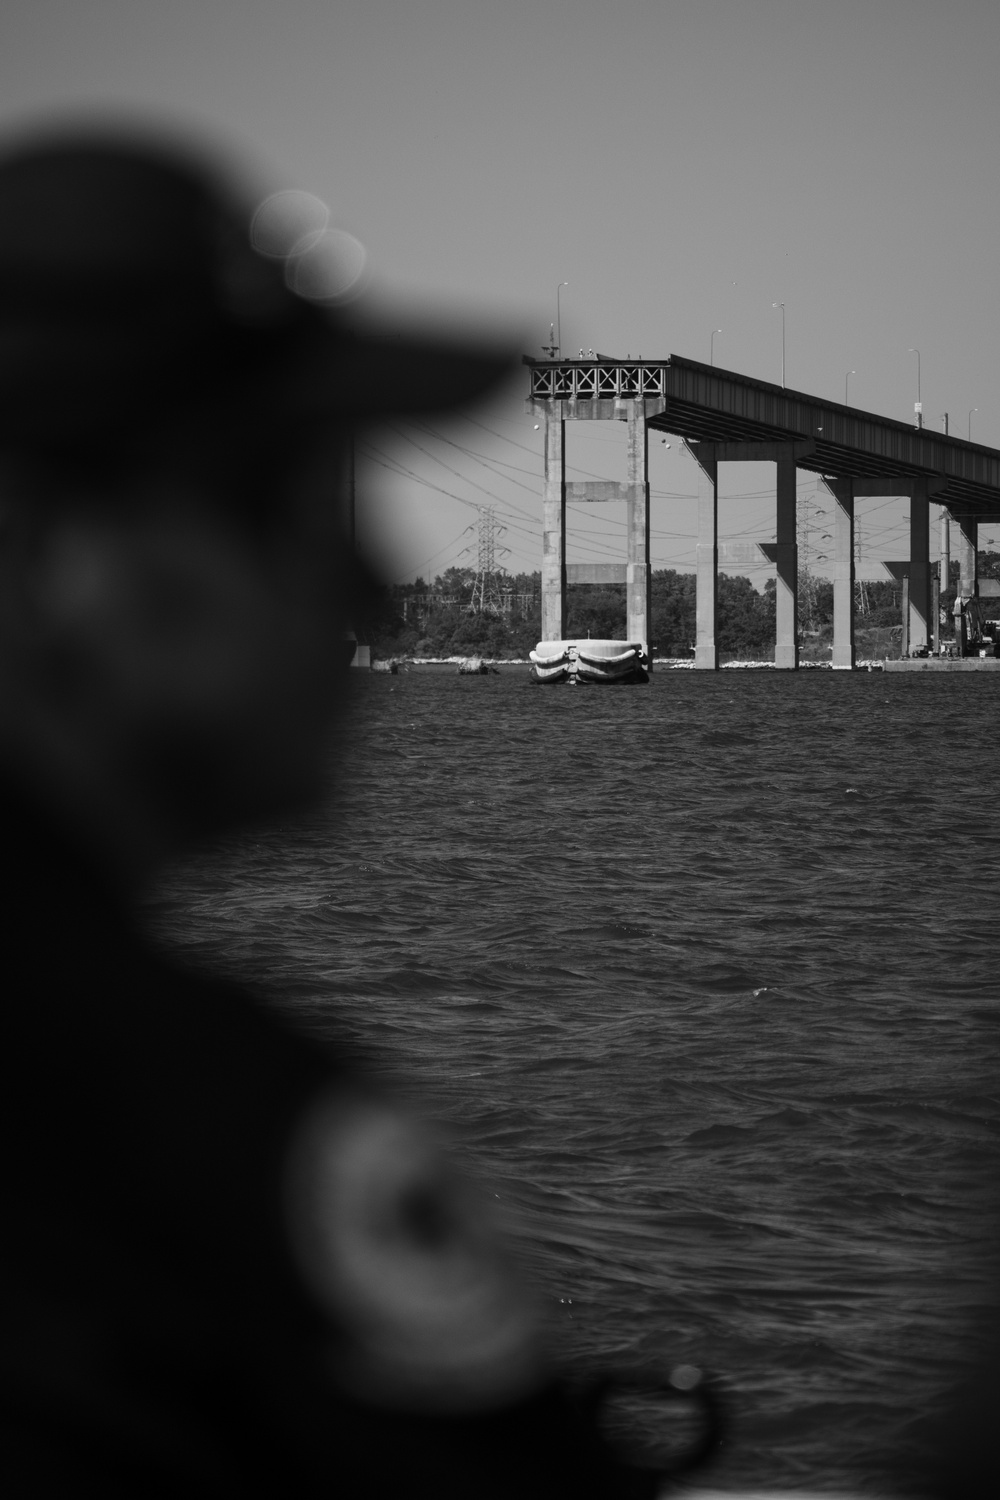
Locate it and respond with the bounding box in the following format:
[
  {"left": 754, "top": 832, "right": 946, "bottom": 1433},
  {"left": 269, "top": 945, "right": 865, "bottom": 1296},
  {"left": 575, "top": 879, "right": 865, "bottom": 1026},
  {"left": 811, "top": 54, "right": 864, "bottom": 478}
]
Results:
[
  {"left": 772, "top": 303, "right": 785, "bottom": 387},
  {"left": 710, "top": 328, "right": 721, "bottom": 366},
  {"left": 845, "top": 370, "right": 856, "bottom": 405},
  {"left": 968, "top": 408, "right": 978, "bottom": 440},
  {"left": 908, "top": 348, "right": 921, "bottom": 428},
  {"left": 556, "top": 282, "right": 568, "bottom": 358}
]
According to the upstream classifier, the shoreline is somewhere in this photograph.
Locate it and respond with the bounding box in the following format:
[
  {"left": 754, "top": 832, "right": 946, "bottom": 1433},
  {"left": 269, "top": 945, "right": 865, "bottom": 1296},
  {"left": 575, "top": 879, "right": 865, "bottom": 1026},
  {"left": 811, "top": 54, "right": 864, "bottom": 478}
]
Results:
[{"left": 370, "top": 656, "right": 890, "bottom": 672}]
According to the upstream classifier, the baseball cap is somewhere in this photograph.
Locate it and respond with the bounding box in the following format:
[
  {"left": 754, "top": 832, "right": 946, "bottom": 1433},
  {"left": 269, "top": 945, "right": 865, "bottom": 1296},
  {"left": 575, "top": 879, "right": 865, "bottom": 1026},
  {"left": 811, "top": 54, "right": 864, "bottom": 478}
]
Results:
[{"left": 0, "top": 127, "right": 515, "bottom": 461}]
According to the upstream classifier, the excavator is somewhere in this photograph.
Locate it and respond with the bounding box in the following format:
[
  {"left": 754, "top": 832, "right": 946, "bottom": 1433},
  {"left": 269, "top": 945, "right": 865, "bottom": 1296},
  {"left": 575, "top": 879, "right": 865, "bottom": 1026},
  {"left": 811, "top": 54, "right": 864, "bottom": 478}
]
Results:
[{"left": 952, "top": 589, "right": 1000, "bottom": 655}]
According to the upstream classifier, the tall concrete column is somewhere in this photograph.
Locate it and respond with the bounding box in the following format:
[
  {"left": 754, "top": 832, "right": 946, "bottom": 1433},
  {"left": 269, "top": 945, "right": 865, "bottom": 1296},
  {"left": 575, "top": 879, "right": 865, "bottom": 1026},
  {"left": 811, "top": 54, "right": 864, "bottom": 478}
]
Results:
[
  {"left": 908, "top": 481, "right": 931, "bottom": 652},
  {"left": 955, "top": 512, "right": 978, "bottom": 595},
  {"left": 691, "top": 443, "right": 718, "bottom": 669},
  {"left": 542, "top": 408, "right": 566, "bottom": 640},
  {"left": 826, "top": 478, "right": 855, "bottom": 669},
  {"left": 626, "top": 401, "right": 651, "bottom": 654},
  {"left": 775, "top": 453, "right": 798, "bottom": 669}
]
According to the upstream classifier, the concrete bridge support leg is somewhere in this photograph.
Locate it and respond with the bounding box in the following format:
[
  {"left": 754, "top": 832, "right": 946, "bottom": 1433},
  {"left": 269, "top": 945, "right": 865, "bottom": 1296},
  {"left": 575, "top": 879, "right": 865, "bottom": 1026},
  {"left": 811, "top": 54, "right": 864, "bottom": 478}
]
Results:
[
  {"left": 692, "top": 444, "right": 718, "bottom": 669},
  {"left": 626, "top": 402, "right": 651, "bottom": 655},
  {"left": 542, "top": 409, "right": 566, "bottom": 641},
  {"left": 955, "top": 513, "right": 978, "bottom": 596},
  {"left": 774, "top": 454, "right": 798, "bottom": 669},
  {"left": 826, "top": 478, "right": 855, "bottom": 668},
  {"left": 908, "top": 481, "right": 931, "bottom": 653}
]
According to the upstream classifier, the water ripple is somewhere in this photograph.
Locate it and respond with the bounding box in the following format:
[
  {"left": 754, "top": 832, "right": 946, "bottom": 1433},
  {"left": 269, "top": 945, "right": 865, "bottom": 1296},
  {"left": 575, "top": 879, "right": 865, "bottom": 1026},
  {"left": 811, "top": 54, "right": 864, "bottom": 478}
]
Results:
[{"left": 147, "top": 669, "right": 1000, "bottom": 1493}]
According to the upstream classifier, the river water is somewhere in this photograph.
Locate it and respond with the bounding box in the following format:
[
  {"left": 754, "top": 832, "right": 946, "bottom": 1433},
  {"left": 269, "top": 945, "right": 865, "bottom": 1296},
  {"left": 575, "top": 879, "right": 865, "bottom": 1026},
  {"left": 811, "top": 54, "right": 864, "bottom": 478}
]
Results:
[{"left": 147, "top": 667, "right": 1000, "bottom": 1495}]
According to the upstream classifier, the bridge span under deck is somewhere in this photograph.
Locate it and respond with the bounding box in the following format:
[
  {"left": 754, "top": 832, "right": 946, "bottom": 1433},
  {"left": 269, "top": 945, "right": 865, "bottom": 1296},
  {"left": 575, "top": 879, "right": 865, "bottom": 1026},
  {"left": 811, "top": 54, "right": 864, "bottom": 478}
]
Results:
[{"left": 525, "top": 355, "right": 1000, "bottom": 668}]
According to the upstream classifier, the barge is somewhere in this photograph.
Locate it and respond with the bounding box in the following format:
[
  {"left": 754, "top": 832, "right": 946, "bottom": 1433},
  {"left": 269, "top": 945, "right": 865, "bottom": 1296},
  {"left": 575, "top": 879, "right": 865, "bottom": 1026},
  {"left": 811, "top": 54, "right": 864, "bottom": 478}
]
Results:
[{"left": 528, "top": 640, "right": 649, "bottom": 684}]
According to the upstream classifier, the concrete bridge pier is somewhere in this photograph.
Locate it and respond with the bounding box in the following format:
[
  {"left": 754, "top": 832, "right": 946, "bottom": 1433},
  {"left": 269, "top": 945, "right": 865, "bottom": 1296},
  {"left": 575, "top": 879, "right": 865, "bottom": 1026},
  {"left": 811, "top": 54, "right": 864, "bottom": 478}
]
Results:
[
  {"left": 822, "top": 478, "right": 855, "bottom": 669},
  {"left": 860, "top": 477, "right": 941, "bottom": 655},
  {"left": 542, "top": 406, "right": 566, "bottom": 640},
  {"left": 774, "top": 454, "right": 799, "bottom": 670},
  {"left": 690, "top": 443, "right": 719, "bottom": 669},
  {"left": 538, "top": 397, "right": 652, "bottom": 650},
  {"left": 953, "top": 511, "right": 980, "bottom": 653},
  {"left": 626, "top": 402, "right": 652, "bottom": 649},
  {"left": 908, "top": 481, "right": 932, "bottom": 652},
  {"left": 689, "top": 439, "right": 804, "bottom": 669}
]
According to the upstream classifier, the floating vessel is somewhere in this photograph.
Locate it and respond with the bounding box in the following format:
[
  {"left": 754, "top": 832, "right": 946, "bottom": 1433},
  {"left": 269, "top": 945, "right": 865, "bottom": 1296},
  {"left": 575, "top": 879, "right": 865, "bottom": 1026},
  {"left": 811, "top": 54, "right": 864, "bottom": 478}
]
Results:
[
  {"left": 457, "top": 656, "right": 498, "bottom": 675},
  {"left": 529, "top": 640, "right": 649, "bottom": 684}
]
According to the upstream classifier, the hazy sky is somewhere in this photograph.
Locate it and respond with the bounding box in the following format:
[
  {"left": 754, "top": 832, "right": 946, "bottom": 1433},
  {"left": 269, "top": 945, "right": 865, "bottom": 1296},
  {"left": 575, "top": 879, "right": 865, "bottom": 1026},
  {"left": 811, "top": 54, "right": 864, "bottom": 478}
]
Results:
[{"left": 4, "top": 0, "right": 999, "bottom": 582}]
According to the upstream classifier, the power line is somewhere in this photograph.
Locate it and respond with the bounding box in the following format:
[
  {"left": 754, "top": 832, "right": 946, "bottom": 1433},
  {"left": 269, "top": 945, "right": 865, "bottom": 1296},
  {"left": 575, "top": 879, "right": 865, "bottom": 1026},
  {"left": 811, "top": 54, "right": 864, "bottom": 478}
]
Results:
[
  {"left": 392, "top": 527, "right": 477, "bottom": 585},
  {"left": 379, "top": 411, "right": 921, "bottom": 581},
  {"left": 359, "top": 442, "right": 481, "bottom": 511},
  {"left": 453, "top": 414, "right": 700, "bottom": 493},
  {"left": 388, "top": 423, "right": 519, "bottom": 512},
  {"left": 388, "top": 423, "right": 545, "bottom": 530},
  {"left": 360, "top": 444, "right": 547, "bottom": 566}
]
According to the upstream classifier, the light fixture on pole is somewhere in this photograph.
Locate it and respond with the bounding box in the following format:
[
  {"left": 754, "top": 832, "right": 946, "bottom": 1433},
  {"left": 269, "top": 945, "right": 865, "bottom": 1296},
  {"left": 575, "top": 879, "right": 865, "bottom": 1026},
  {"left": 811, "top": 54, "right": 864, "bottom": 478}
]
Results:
[
  {"left": 941, "top": 413, "right": 949, "bottom": 435},
  {"left": 710, "top": 329, "right": 721, "bottom": 366},
  {"left": 908, "top": 348, "right": 921, "bottom": 429},
  {"left": 845, "top": 370, "right": 856, "bottom": 405},
  {"left": 556, "top": 282, "right": 568, "bottom": 358},
  {"left": 772, "top": 303, "right": 786, "bottom": 388},
  {"left": 968, "top": 408, "right": 978, "bottom": 440}
]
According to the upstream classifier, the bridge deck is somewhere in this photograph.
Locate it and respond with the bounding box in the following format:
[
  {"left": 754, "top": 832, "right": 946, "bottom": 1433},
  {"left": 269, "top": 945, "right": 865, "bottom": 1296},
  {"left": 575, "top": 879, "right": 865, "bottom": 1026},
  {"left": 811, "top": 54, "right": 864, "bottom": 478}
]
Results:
[{"left": 525, "top": 355, "right": 1000, "bottom": 516}]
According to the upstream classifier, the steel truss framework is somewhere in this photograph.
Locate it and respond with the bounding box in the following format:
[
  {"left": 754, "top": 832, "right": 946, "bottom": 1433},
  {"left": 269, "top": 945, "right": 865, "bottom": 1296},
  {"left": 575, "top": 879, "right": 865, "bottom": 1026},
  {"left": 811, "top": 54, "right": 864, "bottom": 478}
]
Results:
[{"left": 531, "top": 363, "right": 670, "bottom": 401}]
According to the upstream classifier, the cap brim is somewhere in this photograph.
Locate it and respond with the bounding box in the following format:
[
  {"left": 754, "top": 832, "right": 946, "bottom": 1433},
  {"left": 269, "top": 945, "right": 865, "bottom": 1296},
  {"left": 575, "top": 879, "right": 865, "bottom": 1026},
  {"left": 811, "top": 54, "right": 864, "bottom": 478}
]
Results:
[
  {"left": 0, "top": 130, "right": 521, "bottom": 442},
  {"left": 283, "top": 317, "right": 519, "bottom": 422}
]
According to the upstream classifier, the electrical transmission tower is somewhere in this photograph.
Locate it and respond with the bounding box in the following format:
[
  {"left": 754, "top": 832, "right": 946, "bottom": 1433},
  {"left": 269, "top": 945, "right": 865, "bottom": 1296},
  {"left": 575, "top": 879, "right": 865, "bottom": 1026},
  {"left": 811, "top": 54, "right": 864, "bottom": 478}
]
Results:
[
  {"left": 796, "top": 487, "right": 832, "bottom": 631},
  {"left": 469, "top": 506, "right": 508, "bottom": 614},
  {"left": 854, "top": 522, "right": 869, "bottom": 616}
]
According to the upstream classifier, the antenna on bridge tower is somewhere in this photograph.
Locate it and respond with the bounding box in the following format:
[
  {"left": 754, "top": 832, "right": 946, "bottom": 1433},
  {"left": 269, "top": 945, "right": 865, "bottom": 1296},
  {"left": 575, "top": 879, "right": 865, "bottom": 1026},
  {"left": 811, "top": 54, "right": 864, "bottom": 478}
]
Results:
[{"left": 469, "top": 506, "right": 509, "bottom": 615}]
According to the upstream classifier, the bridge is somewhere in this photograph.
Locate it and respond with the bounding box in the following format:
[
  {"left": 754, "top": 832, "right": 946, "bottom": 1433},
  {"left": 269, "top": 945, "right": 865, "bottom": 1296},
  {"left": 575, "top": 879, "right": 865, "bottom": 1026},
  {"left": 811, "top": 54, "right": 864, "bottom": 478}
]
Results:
[{"left": 525, "top": 355, "right": 1000, "bottom": 668}]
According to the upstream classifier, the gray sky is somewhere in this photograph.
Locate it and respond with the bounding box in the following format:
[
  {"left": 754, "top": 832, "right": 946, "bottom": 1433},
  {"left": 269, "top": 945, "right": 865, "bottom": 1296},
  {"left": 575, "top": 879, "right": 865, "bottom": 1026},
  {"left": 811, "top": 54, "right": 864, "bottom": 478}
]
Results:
[{"left": 5, "top": 0, "right": 999, "bottom": 582}]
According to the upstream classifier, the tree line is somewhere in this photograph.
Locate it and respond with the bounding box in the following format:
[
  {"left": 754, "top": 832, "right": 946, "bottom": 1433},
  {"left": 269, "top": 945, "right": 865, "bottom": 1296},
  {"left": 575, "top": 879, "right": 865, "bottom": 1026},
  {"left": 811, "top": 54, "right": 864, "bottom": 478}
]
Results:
[{"left": 358, "top": 554, "right": 1000, "bottom": 661}]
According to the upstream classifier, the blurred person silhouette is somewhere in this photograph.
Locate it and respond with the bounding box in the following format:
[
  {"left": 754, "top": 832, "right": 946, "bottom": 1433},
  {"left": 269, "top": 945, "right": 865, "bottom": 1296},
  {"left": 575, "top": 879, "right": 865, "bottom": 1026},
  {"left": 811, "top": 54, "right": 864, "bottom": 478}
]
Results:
[{"left": 0, "top": 127, "right": 715, "bottom": 1497}]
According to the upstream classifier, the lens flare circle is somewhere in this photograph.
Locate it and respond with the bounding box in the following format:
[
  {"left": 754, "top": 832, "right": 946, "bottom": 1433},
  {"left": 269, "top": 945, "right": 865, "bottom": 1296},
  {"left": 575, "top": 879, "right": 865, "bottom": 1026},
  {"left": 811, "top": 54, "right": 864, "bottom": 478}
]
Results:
[
  {"left": 285, "top": 227, "right": 369, "bottom": 305},
  {"left": 251, "top": 190, "right": 330, "bottom": 260}
]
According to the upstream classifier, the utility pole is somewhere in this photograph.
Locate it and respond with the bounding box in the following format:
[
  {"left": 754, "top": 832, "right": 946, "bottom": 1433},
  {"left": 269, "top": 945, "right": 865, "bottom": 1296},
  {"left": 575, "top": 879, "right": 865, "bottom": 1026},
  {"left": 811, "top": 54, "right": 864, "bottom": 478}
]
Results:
[
  {"left": 772, "top": 303, "right": 786, "bottom": 388},
  {"left": 556, "top": 282, "right": 568, "bottom": 358}
]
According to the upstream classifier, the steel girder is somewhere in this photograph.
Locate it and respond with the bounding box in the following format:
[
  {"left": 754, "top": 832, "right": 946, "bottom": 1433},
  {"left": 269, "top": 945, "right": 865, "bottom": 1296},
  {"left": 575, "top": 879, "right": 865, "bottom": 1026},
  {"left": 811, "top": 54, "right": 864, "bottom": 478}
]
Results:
[{"left": 525, "top": 354, "right": 1000, "bottom": 516}]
